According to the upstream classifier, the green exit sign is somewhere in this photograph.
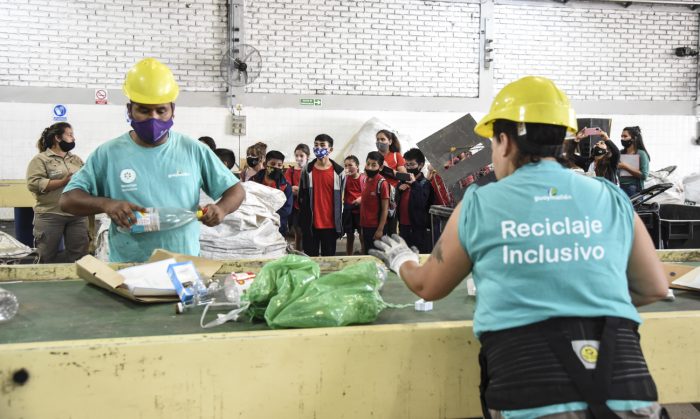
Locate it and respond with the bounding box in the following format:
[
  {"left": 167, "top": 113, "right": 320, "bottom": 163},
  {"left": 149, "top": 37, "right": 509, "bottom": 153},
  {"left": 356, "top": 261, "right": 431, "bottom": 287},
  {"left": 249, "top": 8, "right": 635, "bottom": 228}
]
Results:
[{"left": 300, "top": 98, "right": 322, "bottom": 106}]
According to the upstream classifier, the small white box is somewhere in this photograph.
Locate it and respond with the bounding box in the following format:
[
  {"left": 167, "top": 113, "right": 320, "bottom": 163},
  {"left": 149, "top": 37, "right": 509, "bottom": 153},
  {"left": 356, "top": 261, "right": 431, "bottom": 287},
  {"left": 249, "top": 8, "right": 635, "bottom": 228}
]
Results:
[{"left": 414, "top": 299, "right": 433, "bottom": 311}]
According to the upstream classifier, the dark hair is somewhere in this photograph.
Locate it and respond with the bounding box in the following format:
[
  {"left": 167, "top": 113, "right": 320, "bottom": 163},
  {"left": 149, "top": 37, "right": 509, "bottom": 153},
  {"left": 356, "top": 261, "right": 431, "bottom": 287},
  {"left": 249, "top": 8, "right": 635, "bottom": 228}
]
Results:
[
  {"left": 294, "top": 143, "right": 310, "bottom": 156},
  {"left": 266, "top": 150, "right": 285, "bottom": 162},
  {"left": 492, "top": 120, "right": 567, "bottom": 168},
  {"left": 37, "top": 122, "right": 72, "bottom": 152},
  {"left": 344, "top": 155, "right": 360, "bottom": 166},
  {"left": 314, "top": 134, "right": 334, "bottom": 147},
  {"left": 622, "top": 126, "right": 650, "bottom": 162},
  {"left": 403, "top": 148, "right": 425, "bottom": 165},
  {"left": 366, "top": 151, "right": 385, "bottom": 166},
  {"left": 198, "top": 136, "right": 217, "bottom": 151},
  {"left": 377, "top": 129, "right": 401, "bottom": 153},
  {"left": 214, "top": 148, "right": 236, "bottom": 169}
]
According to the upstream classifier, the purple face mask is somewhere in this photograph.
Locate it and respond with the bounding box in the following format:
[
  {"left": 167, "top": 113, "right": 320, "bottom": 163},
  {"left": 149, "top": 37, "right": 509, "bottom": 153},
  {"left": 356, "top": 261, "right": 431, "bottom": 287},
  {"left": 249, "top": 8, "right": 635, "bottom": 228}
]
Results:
[{"left": 131, "top": 118, "right": 173, "bottom": 144}]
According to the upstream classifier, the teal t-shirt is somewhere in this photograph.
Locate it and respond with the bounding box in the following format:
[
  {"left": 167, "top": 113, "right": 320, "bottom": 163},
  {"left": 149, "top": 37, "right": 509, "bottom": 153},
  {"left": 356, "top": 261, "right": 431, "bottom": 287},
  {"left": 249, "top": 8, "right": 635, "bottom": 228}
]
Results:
[
  {"left": 65, "top": 131, "right": 239, "bottom": 262},
  {"left": 458, "top": 161, "right": 649, "bottom": 417},
  {"left": 458, "top": 160, "right": 640, "bottom": 337}
]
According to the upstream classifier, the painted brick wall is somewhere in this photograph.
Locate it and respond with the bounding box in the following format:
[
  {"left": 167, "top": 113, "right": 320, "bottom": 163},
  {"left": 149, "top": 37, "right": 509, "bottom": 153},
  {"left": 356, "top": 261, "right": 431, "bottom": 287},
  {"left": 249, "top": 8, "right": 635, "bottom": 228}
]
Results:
[
  {"left": 0, "top": 0, "right": 228, "bottom": 91},
  {"left": 245, "top": 0, "right": 481, "bottom": 97},
  {"left": 492, "top": 4, "right": 699, "bottom": 100}
]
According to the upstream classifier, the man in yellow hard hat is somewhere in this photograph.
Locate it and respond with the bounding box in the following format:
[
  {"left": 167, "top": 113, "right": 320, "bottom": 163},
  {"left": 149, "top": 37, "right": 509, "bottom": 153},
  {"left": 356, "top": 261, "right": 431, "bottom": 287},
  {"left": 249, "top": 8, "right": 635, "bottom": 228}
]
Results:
[
  {"left": 370, "top": 76, "right": 668, "bottom": 418},
  {"left": 60, "top": 58, "right": 245, "bottom": 262}
]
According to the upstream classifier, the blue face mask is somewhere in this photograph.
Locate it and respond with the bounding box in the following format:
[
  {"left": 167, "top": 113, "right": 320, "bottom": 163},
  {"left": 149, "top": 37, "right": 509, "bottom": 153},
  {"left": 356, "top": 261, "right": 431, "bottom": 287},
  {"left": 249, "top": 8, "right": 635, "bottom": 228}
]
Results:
[
  {"left": 131, "top": 118, "right": 173, "bottom": 144},
  {"left": 313, "top": 147, "right": 330, "bottom": 159}
]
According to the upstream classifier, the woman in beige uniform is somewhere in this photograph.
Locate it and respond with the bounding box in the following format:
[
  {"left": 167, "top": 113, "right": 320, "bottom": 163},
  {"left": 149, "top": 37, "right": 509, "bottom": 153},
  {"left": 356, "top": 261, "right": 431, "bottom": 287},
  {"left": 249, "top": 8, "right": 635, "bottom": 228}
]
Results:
[{"left": 26, "top": 122, "right": 89, "bottom": 263}]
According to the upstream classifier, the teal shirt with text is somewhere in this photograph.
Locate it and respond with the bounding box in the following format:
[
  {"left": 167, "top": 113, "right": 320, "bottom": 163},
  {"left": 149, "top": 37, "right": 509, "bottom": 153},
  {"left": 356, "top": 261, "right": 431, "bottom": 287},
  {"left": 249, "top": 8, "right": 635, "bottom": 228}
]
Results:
[
  {"left": 458, "top": 160, "right": 640, "bottom": 337},
  {"left": 65, "top": 131, "right": 238, "bottom": 262},
  {"left": 458, "top": 161, "right": 649, "bottom": 417}
]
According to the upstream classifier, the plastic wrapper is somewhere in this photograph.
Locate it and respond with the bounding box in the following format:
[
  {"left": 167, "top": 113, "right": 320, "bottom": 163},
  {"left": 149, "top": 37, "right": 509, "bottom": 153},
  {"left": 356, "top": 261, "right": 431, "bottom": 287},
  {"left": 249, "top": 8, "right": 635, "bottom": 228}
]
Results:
[{"left": 244, "top": 254, "right": 388, "bottom": 329}]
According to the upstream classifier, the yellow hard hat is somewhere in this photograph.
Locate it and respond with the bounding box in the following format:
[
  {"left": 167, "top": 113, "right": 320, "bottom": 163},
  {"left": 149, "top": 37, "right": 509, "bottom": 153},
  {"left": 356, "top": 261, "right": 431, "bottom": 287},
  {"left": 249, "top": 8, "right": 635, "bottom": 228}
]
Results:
[
  {"left": 474, "top": 76, "right": 577, "bottom": 139},
  {"left": 122, "top": 58, "right": 179, "bottom": 104}
]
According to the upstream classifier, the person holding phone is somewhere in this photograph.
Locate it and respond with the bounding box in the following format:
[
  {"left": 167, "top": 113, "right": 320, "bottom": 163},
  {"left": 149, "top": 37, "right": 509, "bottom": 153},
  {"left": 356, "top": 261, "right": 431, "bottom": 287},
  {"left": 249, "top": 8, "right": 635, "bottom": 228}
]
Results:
[
  {"left": 571, "top": 127, "right": 620, "bottom": 185},
  {"left": 370, "top": 76, "right": 668, "bottom": 419},
  {"left": 618, "top": 126, "right": 651, "bottom": 197}
]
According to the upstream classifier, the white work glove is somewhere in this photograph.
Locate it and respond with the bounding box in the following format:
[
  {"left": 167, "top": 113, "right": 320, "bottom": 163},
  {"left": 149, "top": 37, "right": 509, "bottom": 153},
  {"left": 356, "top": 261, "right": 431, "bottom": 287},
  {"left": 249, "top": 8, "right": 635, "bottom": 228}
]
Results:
[{"left": 369, "top": 234, "right": 420, "bottom": 278}]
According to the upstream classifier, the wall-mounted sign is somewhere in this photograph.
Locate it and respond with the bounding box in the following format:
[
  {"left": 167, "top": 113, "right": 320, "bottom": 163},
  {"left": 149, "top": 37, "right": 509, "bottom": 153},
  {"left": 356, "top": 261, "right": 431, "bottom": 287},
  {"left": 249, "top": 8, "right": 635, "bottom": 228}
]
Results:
[
  {"left": 95, "top": 89, "right": 108, "bottom": 105},
  {"left": 53, "top": 104, "right": 67, "bottom": 122},
  {"left": 300, "top": 98, "right": 322, "bottom": 106}
]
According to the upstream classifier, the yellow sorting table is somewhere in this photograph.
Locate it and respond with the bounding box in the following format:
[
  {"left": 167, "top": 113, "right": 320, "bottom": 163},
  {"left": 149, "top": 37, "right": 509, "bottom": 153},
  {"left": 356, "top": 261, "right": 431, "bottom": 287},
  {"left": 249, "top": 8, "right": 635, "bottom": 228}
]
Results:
[
  {"left": 0, "top": 253, "right": 699, "bottom": 419},
  {"left": 0, "top": 179, "right": 35, "bottom": 208}
]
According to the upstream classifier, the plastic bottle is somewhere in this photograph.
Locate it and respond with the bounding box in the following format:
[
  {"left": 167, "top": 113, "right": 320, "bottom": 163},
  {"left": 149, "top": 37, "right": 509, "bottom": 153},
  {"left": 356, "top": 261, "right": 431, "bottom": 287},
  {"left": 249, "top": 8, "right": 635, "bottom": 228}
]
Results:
[
  {"left": 0, "top": 287, "right": 19, "bottom": 322},
  {"left": 117, "top": 207, "right": 204, "bottom": 234}
]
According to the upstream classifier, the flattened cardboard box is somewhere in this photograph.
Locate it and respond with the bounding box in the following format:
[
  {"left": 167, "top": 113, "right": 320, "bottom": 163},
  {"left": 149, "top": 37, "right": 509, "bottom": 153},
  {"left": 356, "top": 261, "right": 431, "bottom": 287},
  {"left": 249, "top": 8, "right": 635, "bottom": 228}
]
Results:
[
  {"left": 76, "top": 249, "right": 223, "bottom": 303},
  {"left": 663, "top": 263, "right": 700, "bottom": 293}
]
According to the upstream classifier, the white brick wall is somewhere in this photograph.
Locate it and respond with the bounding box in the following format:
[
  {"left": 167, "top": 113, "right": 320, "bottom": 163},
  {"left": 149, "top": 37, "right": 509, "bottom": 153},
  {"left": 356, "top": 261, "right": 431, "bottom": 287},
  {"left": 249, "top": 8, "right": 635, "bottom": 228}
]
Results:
[
  {"left": 492, "top": 4, "right": 699, "bottom": 101},
  {"left": 0, "top": 0, "right": 228, "bottom": 92},
  {"left": 245, "top": 0, "right": 481, "bottom": 97}
]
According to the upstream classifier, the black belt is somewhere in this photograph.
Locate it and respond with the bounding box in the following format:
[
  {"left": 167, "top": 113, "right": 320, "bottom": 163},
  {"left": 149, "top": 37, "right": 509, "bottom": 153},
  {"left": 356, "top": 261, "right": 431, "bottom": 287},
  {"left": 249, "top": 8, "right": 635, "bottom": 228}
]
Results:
[{"left": 479, "top": 316, "right": 658, "bottom": 419}]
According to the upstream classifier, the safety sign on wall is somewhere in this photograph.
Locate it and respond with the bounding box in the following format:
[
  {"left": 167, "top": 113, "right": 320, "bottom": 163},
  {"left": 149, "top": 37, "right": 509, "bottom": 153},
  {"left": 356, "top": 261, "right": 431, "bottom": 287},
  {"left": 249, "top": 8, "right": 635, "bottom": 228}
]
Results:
[
  {"left": 95, "top": 89, "right": 108, "bottom": 105},
  {"left": 52, "top": 104, "right": 68, "bottom": 122},
  {"left": 300, "top": 98, "right": 322, "bottom": 106}
]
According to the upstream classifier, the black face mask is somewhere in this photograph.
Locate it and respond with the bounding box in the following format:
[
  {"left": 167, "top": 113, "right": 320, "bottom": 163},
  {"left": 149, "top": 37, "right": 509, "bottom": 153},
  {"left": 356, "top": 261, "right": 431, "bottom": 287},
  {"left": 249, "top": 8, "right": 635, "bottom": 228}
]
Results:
[
  {"left": 407, "top": 168, "right": 422, "bottom": 176},
  {"left": 59, "top": 140, "right": 75, "bottom": 152},
  {"left": 247, "top": 157, "right": 260, "bottom": 167},
  {"left": 266, "top": 167, "right": 283, "bottom": 180},
  {"left": 621, "top": 139, "right": 633, "bottom": 149},
  {"left": 592, "top": 146, "right": 607, "bottom": 157},
  {"left": 365, "top": 169, "right": 379, "bottom": 178}
]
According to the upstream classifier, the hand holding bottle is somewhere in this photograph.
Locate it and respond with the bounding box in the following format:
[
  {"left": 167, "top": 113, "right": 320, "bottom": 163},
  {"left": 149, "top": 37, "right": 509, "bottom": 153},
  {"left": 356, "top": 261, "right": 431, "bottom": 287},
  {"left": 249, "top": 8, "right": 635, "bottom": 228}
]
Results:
[
  {"left": 104, "top": 199, "right": 146, "bottom": 229},
  {"left": 200, "top": 203, "right": 226, "bottom": 227}
]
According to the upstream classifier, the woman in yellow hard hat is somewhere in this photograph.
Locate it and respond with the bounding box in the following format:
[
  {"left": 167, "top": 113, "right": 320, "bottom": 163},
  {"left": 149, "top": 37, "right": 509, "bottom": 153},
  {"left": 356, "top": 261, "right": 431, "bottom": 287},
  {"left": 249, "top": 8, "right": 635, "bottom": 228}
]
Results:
[
  {"left": 370, "top": 76, "right": 669, "bottom": 418},
  {"left": 59, "top": 58, "right": 245, "bottom": 262}
]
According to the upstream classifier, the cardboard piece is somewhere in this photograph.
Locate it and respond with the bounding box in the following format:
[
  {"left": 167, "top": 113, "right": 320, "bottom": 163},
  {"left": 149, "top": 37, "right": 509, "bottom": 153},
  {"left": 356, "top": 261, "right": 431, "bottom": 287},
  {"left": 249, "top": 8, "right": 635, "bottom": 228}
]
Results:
[
  {"left": 662, "top": 263, "right": 700, "bottom": 292},
  {"left": 76, "top": 249, "right": 224, "bottom": 303},
  {"left": 417, "top": 114, "right": 494, "bottom": 202}
]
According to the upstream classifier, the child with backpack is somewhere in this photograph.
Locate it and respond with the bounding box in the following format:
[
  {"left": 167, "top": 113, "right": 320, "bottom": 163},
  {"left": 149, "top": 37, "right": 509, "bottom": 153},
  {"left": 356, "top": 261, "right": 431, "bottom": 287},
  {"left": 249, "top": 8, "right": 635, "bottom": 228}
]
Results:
[
  {"left": 251, "top": 150, "right": 293, "bottom": 236},
  {"left": 343, "top": 155, "right": 365, "bottom": 255},
  {"left": 397, "top": 148, "right": 434, "bottom": 253},
  {"left": 298, "top": 134, "right": 345, "bottom": 256},
  {"left": 360, "top": 151, "right": 390, "bottom": 254}
]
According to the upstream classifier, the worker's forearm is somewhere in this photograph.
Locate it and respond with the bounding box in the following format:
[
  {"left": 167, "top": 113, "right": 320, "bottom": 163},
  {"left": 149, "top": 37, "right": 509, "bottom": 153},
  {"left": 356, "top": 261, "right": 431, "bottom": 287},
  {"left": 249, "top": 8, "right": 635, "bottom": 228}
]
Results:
[
  {"left": 60, "top": 190, "right": 111, "bottom": 216},
  {"left": 398, "top": 260, "right": 433, "bottom": 300},
  {"left": 215, "top": 183, "right": 245, "bottom": 215},
  {"left": 629, "top": 289, "right": 664, "bottom": 307}
]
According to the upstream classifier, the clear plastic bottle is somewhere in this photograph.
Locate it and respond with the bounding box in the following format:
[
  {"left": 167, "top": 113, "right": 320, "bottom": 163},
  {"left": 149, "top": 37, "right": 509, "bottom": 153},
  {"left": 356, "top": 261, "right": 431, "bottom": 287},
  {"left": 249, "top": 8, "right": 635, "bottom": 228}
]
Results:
[
  {"left": 117, "top": 207, "right": 204, "bottom": 234},
  {"left": 0, "top": 287, "right": 19, "bottom": 322}
]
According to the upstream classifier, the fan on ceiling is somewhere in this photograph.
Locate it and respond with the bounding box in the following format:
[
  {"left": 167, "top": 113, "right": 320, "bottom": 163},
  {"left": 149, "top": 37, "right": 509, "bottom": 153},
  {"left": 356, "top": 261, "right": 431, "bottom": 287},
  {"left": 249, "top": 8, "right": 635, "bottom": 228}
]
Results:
[{"left": 220, "top": 43, "right": 262, "bottom": 88}]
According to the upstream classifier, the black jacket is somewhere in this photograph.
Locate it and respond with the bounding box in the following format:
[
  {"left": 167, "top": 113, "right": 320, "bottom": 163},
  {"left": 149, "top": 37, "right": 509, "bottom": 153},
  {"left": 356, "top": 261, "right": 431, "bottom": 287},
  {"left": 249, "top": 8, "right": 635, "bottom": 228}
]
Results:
[{"left": 396, "top": 174, "right": 434, "bottom": 229}]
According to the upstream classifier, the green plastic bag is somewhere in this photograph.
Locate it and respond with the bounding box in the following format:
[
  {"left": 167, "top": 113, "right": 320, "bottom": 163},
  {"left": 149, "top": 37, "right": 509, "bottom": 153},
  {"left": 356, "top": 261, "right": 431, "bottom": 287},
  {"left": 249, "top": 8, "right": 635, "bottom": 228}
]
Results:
[{"left": 243, "top": 255, "right": 388, "bottom": 328}]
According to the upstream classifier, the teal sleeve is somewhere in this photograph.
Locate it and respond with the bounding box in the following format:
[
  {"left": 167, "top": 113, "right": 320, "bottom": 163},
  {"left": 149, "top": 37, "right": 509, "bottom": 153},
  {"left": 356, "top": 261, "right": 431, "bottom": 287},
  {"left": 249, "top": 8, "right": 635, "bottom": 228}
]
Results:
[
  {"left": 639, "top": 150, "right": 649, "bottom": 181},
  {"left": 63, "top": 151, "right": 100, "bottom": 196},
  {"left": 200, "top": 147, "right": 239, "bottom": 200},
  {"left": 457, "top": 184, "right": 479, "bottom": 255}
]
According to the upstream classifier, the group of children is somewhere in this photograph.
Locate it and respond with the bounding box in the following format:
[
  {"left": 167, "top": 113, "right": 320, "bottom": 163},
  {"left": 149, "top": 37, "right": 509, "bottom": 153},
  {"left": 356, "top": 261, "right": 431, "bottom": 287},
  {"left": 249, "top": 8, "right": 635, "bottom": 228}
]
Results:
[{"left": 232, "top": 131, "right": 436, "bottom": 257}]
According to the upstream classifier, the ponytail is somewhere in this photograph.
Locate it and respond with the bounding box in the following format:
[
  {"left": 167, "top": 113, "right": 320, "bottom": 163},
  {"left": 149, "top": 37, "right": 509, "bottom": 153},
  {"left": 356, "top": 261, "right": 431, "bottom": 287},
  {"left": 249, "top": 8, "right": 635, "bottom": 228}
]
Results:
[{"left": 37, "top": 122, "right": 71, "bottom": 152}]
